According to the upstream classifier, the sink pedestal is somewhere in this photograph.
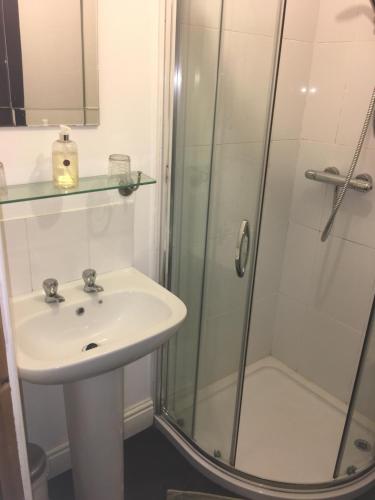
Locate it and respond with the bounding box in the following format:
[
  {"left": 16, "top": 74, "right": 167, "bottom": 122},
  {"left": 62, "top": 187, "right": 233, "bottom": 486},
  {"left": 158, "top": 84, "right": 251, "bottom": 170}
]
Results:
[{"left": 63, "top": 368, "right": 124, "bottom": 500}]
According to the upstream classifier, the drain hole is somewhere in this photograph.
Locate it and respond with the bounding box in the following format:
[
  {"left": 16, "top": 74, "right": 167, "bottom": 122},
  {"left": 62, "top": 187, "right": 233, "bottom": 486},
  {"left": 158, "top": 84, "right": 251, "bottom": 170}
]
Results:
[
  {"left": 354, "top": 438, "right": 371, "bottom": 452},
  {"left": 76, "top": 307, "right": 85, "bottom": 316},
  {"left": 82, "top": 342, "right": 98, "bottom": 351},
  {"left": 347, "top": 465, "right": 357, "bottom": 475}
]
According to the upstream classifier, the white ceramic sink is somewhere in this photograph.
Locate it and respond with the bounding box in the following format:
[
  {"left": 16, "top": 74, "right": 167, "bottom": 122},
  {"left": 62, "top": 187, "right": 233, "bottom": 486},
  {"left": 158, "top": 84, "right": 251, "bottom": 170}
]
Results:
[{"left": 11, "top": 267, "right": 186, "bottom": 384}]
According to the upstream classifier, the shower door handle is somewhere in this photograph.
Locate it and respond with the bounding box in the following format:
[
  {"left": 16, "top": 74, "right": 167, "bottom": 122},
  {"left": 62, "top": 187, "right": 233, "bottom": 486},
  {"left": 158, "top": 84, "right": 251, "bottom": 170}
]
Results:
[{"left": 235, "top": 220, "right": 250, "bottom": 278}]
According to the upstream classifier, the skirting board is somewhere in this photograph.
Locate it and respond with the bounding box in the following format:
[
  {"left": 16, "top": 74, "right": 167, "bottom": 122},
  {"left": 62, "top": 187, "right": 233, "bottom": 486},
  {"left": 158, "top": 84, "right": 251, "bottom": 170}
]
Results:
[{"left": 46, "top": 398, "right": 154, "bottom": 479}]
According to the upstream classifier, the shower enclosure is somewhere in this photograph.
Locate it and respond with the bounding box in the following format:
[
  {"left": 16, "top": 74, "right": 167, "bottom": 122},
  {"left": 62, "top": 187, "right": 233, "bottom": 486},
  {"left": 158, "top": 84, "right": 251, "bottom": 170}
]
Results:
[{"left": 157, "top": 1, "right": 375, "bottom": 498}]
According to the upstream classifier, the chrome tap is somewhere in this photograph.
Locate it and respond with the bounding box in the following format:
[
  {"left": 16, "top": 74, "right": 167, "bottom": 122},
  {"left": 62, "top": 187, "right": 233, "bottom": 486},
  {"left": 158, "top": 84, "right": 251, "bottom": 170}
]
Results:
[
  {"left": 82, "top": 269, "right": 104, "bottom": 293},
  {"left": 43, "top": 278, "right": 65, "bottom": 304}
]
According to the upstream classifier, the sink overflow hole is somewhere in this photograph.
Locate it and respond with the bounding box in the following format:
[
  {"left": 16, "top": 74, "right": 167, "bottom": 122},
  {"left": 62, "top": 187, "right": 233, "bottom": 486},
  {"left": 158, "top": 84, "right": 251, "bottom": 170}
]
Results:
[
  {"left": 76, "top": 307, "right": 85, "bottom": 316},
  {"left": 82, "top": 342, "right": 98, "bottom": 352}
]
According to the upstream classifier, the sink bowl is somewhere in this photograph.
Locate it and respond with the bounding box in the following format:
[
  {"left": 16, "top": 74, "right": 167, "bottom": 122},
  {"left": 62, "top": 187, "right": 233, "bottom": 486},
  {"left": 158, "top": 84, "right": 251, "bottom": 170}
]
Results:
[{"left": 11, "top": 267, "right": 186, "bottom": 384}]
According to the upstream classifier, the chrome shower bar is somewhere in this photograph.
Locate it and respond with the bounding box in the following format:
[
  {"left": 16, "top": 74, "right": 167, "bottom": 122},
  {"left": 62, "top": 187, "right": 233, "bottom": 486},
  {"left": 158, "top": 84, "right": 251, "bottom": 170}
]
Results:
[{"left": 305, "top": 167, "right": 373, "bottom": 193}]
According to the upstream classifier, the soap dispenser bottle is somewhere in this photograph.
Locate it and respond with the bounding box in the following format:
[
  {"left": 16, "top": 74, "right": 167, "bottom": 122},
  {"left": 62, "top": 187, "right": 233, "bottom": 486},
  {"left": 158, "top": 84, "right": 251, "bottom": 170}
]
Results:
[{"left": 52, "top": 125, "right": 79, "bottom": 189}]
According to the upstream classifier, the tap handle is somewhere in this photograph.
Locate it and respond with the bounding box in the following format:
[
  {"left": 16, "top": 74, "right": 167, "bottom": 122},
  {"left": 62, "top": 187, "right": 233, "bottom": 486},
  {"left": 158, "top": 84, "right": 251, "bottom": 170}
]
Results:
[
  {"left": 43, "top": 278, "right": 59, "bottom": 297},
  {"left": 82, "top": 268, "right": 97, "bottom": 287}
]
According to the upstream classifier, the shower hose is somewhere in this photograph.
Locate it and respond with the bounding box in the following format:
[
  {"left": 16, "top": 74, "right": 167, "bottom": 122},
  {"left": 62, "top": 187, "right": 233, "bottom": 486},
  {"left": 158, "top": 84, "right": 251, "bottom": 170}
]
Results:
[{"left": 321, "top": 85, "right": 375, "bottom": 242}]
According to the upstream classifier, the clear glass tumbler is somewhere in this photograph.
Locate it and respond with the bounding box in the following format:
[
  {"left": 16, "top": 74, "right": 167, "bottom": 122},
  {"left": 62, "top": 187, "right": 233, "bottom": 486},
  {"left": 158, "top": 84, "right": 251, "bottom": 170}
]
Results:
[{"left": 108, "top": 154, "right": 131, "bottom": 185}]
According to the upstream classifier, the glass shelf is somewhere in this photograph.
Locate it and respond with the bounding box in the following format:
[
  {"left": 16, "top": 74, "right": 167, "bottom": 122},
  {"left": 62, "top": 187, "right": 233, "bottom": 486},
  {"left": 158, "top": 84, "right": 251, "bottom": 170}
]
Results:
[{"left": 0, "top": 171, "right": 156, "bottom": 205}]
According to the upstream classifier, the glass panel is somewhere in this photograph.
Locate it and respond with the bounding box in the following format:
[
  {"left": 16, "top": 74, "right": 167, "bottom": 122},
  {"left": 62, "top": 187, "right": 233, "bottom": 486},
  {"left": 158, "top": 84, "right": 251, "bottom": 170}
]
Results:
[
  {"left": 335, "top": 296, "right": 375, "bottom": 478},
  {"left": 0, "top": 172, "right": 155, "bottom": 204},
  {"left": 192, "top": 2, "right": 283, "bottom": 463},
  {"left": 236, "top": 0, "right": 375, "bottom": 485},
  {"left": 162, "top": 0, "right": 223, "bottom": 435}
]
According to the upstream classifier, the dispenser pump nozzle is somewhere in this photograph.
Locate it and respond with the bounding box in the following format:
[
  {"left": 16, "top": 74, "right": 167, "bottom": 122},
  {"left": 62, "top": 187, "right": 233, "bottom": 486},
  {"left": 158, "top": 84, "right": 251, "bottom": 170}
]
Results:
[{"left": 59, "top": 124, "right": 71, "bottom": 142}]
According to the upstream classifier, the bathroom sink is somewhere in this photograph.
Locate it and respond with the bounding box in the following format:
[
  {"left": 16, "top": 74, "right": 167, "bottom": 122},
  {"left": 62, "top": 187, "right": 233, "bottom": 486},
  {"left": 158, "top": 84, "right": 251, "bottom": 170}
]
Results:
[{"left": 11, "top": 267, "right": 186, "bottom": 384}]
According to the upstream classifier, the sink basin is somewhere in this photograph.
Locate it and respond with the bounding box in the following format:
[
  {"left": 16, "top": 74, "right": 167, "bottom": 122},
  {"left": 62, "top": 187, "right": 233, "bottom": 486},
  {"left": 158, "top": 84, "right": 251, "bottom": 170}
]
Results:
[{"left": 11, "top": 267, "right": 186, "bottom": 384}]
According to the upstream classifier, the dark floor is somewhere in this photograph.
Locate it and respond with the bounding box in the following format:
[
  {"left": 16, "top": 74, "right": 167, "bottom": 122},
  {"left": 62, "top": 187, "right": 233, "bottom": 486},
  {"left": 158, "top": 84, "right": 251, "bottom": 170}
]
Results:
[
  {"left": 48, "top": 426, "right": 375, "bottom": 500},
  {"left": 48, "top": 426, "right": 237, "bottom": 500}
]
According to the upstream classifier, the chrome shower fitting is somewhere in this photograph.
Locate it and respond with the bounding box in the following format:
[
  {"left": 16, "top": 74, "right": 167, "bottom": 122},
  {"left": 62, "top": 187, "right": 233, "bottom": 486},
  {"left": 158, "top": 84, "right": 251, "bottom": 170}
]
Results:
[
  {"left": 320, "top": 86, "right": 375, "bottom": 242},
  {"left": 43, "top": 278, "right": 65, "bottom": 303},
  {"left": 82, "top": 269, "right": 104, "bottom": 293}
]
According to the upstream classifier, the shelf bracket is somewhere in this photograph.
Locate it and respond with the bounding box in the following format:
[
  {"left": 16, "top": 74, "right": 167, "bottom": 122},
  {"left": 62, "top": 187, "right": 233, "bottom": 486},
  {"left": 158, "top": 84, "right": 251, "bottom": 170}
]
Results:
[{"left": 118, "top": 171, "right": 142, "bottom": 197}]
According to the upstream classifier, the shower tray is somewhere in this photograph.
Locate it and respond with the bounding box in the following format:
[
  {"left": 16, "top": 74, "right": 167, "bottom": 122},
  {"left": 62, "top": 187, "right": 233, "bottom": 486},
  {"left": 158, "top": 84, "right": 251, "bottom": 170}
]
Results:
[{"left": 193, "top": 357, "right": 375, "bottom": 483}]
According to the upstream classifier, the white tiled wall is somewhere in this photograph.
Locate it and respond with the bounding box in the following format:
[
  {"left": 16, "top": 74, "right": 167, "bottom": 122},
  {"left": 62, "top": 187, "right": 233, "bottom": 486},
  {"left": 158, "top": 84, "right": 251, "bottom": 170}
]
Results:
[
  {"left": 3, "top": 201, "right": 134, "bottom": 296},
  {"left": 267, "top": 0, "right": 375, "bottom": 407},
  {"left": 247, "top": 0, "right": 317, "bottom": 364},
  {"left": 0, "top": 0, "right": 160, "bottom": 476}
]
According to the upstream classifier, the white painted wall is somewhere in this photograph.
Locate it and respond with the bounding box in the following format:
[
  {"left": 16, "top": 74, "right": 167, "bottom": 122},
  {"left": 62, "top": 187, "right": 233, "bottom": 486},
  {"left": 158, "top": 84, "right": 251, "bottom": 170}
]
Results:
[{"left": 0, "top": 0, "right": 162, "bottom": 477}]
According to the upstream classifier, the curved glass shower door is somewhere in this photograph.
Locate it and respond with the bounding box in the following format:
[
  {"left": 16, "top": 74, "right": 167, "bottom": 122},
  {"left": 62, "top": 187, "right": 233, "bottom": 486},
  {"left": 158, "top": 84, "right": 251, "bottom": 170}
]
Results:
[
  {"left": 161, "top": 0, "right": 223, "bottom": 436},
  {"left": 161, "top": 0, "right": 375, "bottom": 492},
  {"left": 161, "top": 0, "right": 283, "bottom": 465},
  {"left": 334, "top": 296, "right": 375, "bottom": 478}
]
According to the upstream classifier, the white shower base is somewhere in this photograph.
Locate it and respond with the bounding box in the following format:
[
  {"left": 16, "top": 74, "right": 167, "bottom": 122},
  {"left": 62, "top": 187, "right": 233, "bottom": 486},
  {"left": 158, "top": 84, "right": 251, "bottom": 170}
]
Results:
[{"left": 194, "top": 357, "right": 375, "bottom": 484}]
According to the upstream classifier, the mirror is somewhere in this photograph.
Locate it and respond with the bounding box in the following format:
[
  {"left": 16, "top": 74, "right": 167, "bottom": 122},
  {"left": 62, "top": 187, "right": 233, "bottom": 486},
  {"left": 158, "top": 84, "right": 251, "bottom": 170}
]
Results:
[{"left": 0, "top": 0, "right": 99, "bottom": 127}]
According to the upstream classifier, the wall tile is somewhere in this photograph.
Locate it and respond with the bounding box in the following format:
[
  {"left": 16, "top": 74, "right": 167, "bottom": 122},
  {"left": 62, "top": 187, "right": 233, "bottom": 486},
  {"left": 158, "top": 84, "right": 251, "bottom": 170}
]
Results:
[
  {"left": 266, "top": 140, "right": 300, "bottom": 223},
  {"left": 252, "top": 140, "right": 299, "bottom": 301},
  {"left": 336, "top": 42, "right": 375, "bottom": 149},
  {"left": 182, "top": 24, "right": 221, "bottom": 147},
  {"left": 301, "top": 42, "right": 350, "bottom": 143},
  {"left": 310, "top": 235, "right": 375, "bottom": 332},
  {"left": 27, "top": 210, "right": 89, "bottom": 290},
  {"left": 290, "top": 141, "right": 329, "bottom": 230},
  {"left": 88, "top": 201, "right": 133, "bottom": 274},
  {"left": 3, "top": 219, "right": 32, "bottom": 296},
  {"left": 215, "top": 31, "right": 274, "bottom": 144},
  {"left": 279, "top": 222, "right": 320, "bottom": 303},
  {"left": 199, "top": 308, "right": 246, "bottom": 387},
  {"left": 272, "top": 40, "right": 313, "bottom": 141},
  {"left": 315, "top": 0, "right": 359, "bottom": 42},
  {"left": 180, "top": 0, "right": 222, "bottom": 29},
  {"left": 208, "top": 142, "right": 263, "bottom": 239},
  {"left": 180, "top": 146, "right": 211, "bottom": 248},
  {"left": 223, "top": 0, "right": 279, "bottom": 37},
  {"left": 297, "top": 308, "right": 362, "bottom": 403},
  {"left": 271, "top": 293, "right": 307, "bottom": 370},
  {"left": 247, "top": 293, "right": 277, "bottom": 365},
  {"left": 0, "top": 190, "right": 124, "bottom": 222},
  {"left": 253, "top": 215, "right": 288, "bottom": 301},
  {"left": 283, "top": 0, "right": 320, "bottom": 42},
  {"left": 204, "top": 229, "right": 249, "bottom": 319},
  {"left": 133, "top": 187, "right": 155, "bottom": 277},
  {"left": 354, "top": 1, "right": 375, "bottom": 41}
]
